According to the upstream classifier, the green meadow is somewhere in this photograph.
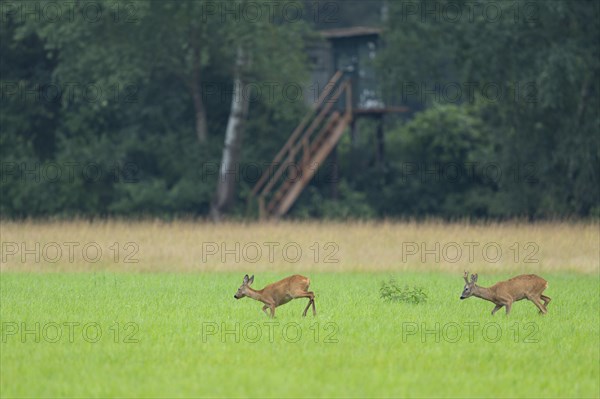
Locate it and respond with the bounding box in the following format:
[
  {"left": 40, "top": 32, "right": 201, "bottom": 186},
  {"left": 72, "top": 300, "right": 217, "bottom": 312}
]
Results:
[{"left": 2, "top": 272, "right": 598, "bottom": 398}]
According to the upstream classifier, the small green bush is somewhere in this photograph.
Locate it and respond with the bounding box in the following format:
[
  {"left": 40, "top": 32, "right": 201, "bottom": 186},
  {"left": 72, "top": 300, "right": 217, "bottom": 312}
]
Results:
[{"left": 380, "top": 279, "right": 428, "bottom": 304}]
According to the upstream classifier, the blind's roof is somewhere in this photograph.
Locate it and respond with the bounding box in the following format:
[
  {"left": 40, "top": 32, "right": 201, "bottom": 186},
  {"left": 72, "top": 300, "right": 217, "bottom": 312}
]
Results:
[{"left": 319, "top": 26, "right": 382, "bottom": 40}]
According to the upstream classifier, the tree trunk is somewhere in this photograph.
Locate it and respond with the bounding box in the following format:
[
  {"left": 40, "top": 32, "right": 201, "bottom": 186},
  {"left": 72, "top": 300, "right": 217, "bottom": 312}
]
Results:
[
  {"left": 210, "top": 47, "right": 250, "bottom": 221},
  {"left": 330, "top": 145, "right": 339, "bottom": 200},
  {"left": 191, "top": 79, "right": 208, "bottom": 143},
  {"left": 375, "top": 115, "right": 385, "bottom": 171},
  {"left": 575, "top": 74, "right": 590, "bottom": 129},
  {"left": 190, "top": 33, "right": 208, "bottom": 143}
]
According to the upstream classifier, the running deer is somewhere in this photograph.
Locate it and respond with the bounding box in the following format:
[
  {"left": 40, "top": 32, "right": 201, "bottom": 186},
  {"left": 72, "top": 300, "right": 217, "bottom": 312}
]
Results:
[
  {"left": 233, "top": 274, "right": 316, "bottom": 318},
  {"left": 460, "top": 271, "right": 551, "bottom": 315}
]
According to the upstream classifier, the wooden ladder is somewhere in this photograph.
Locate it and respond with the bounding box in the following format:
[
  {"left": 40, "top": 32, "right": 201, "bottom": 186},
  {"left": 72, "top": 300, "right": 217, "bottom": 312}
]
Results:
[{"left": 249, "top": 71, "right": 353, "bottom": 219}]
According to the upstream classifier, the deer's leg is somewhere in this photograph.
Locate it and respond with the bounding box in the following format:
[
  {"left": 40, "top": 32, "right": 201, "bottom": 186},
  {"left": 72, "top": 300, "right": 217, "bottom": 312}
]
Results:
[
  {"left": 505, "top": 303, "right": 512, "bottom": 315},
  {"left": 301, "top": 292, "right": 316, "bottom": 317},
  {"left": 491, "top": 304, "right": 502, "bottom": 315},
  {"left": 541, "top": 295, "right": 551, "bottom": 307},
  {"left": 262, "top": 305, "right": 270, "bottom": 317},
  {"left": 530, "top": 297, "right": 547, "bottom": 314},
  {"left": 269, "top": 304, "right": 276, "bottom": 318},
  {"left": 302, "top": 299, "right": 312, "bottom": 317},
  {"left": 308, "top": 291, "right": 316, "bottom": 316}
]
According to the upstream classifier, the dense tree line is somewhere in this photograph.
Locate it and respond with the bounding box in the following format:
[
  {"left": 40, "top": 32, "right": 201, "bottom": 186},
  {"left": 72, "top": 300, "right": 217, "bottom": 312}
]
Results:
[{"left": 1, "top": 0, "right": 598, "bottom": 219}]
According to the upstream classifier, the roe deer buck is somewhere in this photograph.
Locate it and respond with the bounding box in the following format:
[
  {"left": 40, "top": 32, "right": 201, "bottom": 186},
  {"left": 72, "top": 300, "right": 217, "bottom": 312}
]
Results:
[
  {"left": 234, "top": 274, "right": 316, "bottom": 318},
  {"left": 460, "top": 271, "right": 551, "bottom": 315}
]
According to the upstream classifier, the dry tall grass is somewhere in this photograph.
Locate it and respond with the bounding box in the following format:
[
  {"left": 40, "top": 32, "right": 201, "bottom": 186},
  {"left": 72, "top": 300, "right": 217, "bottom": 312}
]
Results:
[{"left": 1, "top": 220, "right": 598, "bottom": 274}]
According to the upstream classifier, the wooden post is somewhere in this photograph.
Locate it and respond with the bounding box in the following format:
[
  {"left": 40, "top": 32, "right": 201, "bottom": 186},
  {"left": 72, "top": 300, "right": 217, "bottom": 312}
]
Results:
[
  {"left": 330, "top": 145, "right": 339, "bottom": 200},
  {"left": 258, "top": 197, "right": 265, "bottom": 220},
  {"left": 350, "top": 119, "right": 358, "bottom": 147},
  {"left": 375, "top": 114, "right": 384, "bottom": 170}
]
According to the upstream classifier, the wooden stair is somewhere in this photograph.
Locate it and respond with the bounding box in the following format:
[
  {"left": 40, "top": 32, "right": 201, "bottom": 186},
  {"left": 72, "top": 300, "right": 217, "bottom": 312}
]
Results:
[{"left": 249, "top": 71, "right": 353, "bottom": 219}]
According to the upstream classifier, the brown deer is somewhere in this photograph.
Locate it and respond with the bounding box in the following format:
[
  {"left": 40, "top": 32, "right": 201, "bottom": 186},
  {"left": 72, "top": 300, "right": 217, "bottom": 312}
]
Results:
[
  {"left": 234, "top": 274, "right": 316, "bottom": 318},
  {"left": 460, "top": 271, "right": 551, "bottom": 315}
]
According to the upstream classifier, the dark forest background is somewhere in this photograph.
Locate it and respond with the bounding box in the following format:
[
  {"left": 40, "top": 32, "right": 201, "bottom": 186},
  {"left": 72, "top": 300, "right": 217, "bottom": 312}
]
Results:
[{"left": 1, "top": 0, "right": 598, "bottom": 220}]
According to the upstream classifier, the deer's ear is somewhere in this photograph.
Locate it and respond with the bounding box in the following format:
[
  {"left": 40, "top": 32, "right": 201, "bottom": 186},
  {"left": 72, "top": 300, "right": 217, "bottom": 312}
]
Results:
[
  {"left": 472, "top": 274, "right": 478, "bottom": 283},
  {"left": 243, "top": 275, "right": 249, "bottom": 284},
  {"left": 248, "top": 275, "right": 254, "bottom": 285}
]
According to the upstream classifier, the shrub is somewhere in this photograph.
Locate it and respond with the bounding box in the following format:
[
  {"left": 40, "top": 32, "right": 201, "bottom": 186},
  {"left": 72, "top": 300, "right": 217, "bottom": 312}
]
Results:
[{"left": 379, "top": 279, "right": 428, "bottom": 304}]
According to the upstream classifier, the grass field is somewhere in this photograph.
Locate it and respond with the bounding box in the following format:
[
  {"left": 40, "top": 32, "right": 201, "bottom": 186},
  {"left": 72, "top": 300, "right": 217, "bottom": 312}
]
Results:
[{"left": 1, "top": 221, "right": 599, "bottom": 398}]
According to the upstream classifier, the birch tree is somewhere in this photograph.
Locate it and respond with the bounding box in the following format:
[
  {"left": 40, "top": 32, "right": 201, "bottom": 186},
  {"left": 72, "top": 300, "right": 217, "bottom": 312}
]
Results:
[
  {"left": 210, "top": 1, "right": 310, "bottom": 220},
  {"left": 211, "top": 47, "right": 251, "bottom": 220}
]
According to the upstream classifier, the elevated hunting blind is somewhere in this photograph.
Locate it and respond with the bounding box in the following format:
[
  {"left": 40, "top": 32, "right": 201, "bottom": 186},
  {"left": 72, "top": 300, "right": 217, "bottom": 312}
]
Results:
[
  {"left": 308, "top": 27, "right": 383, "bottom": 111},
  {"left": 249, "top": 27, "right": 408, "bottom": 219}
]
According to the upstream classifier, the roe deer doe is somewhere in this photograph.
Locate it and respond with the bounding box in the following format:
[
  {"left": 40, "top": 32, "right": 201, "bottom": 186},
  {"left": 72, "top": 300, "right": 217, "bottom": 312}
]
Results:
[
  {"left": 234, "top": 274, "right": 316, "bottom": 318},
  {"left": 460, "top": 271, "right": 551, "bottom": 315}
]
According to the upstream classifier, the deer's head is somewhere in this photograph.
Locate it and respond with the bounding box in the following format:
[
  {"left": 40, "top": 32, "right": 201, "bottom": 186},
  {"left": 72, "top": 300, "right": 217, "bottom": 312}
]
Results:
[
  {"left": 234, "top": 274, "right": 254, "bottom": 299},
  {"left": 460, "top": 271, "right": 478, "bottom": 299}
]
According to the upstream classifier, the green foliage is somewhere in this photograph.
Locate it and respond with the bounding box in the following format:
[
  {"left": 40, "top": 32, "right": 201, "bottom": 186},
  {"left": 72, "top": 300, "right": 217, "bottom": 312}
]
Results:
[
  {"left": 1, "top": 0, "right": 598, "bottom": 219},
  {"left": 382, "top": 104, "right": 496, "bottom": 218},
  {"left": 291, "top": 180, "right": 376, "bottom": 220},
  {"left": 380, "top": 279, "right": 428, "bottom": 304},
  {"left": 378, "top": 0, "right": 600, "bottom": 219},
  {"left": 1, "top": 1, "right": 308, "bottom": 218}
]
